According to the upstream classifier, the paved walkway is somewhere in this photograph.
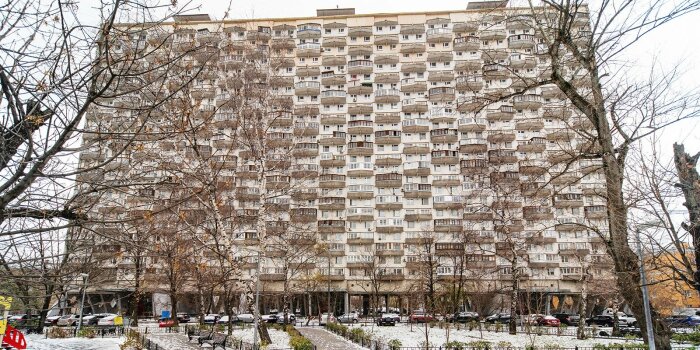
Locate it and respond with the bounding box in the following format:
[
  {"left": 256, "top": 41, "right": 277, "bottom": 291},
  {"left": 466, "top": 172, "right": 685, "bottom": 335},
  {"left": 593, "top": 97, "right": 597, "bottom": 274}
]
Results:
[
  {"left": 297, "top": 327, "right": 365, "bottom": 350},
  {"left": 146, "top": 333, "right": 202, "bottom": 349}
]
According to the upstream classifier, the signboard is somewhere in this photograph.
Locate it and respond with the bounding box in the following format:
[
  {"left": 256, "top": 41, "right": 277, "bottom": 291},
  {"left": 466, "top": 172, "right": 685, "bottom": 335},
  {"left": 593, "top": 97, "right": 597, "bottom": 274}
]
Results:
[{"left": 161, "top": 310, "right": 171, "bottom": 319}]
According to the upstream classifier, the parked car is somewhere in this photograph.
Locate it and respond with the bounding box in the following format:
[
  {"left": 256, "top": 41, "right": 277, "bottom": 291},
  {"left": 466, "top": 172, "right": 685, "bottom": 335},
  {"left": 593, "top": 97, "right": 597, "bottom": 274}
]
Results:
[
  {"left": 664, "top": 315, "right": 700, "bottom": 328},
  {"left": 97, "top": 314, "right": 123, "bottom": 326},
  {"left": 203, "top": 314, "right": 220, "bottom": 324},
  {"left": 382, "top": 313, "right": 401, "bottom": 323},
  {"left": 337, "top": 312, "right": 359, "bottom": 324},
  {"left": 485, "top": 313, "right": 512, "bottom": 324},
  {"left": 319, "top": 313, "right": 336, "bottom": 325},
  {"left": 601, "top": 309, "right": 637, "bottom": 327},
  {"left": 275, "top": 312, "right": 296, "bottom": 324},
  {"left": 537, "top": 315, "right": 561, "bottom": 327},
  {"left": 158, "top": 318, "right": 176, "bottom": 328},
  {"left": 376, "top": 313, "right": 396, "bottom": 326},
  {"left": 236, "top": 313, "right": 255, "bottom": 323},
  {"left": 44, "top": 315, "right": 62, "bottom": 326},
  {"left": 262, "top": 314, "right": 279, "bottom": 323},
  {"left": 586, "top": 315, "right": 614, "bottom": 327},
  {"left": 448, "top": 311, "right": 480, "bottom": 323},
  {"left": 409, "top": 311, "right": 435, "bottom": 323},
  {"left": 524, "top": 314, "right": 546, "bottom": 326},
  {"left": 217, "top": 315, "right": 239, "bottom": 324},
  {"left": 8, "top": 314, "right": 28, "bottom": 326},
  {"left": 83, "top": 313, "right": 114, "bottom": 326},
  {"left": 56, "top": 314, "right": 80, "bottom": 327},
  {"left": 176, "top": 313, "right": 191, "bottom": 323},
  {"left": 552, "top": 313, "right": 580, "bottom": 326}
]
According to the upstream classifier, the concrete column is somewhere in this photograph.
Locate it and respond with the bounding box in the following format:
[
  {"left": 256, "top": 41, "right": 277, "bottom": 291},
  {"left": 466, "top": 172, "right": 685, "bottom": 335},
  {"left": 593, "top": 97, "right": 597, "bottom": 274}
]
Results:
[{"left": 344, "top": 292, "right": 349, "bottom": 314}]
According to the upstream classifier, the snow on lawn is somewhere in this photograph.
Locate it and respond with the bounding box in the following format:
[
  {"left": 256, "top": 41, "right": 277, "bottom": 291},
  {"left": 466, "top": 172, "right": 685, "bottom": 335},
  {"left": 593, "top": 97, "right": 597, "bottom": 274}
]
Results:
[
  {"left": 230, "top": 327, "right": 291, "bottom": 349},
  {"left": 350, "top": 324, "right": 638, "bottom": 348},
  {"left": 25, "top": 334, "right": 124, "bottom": 350}
]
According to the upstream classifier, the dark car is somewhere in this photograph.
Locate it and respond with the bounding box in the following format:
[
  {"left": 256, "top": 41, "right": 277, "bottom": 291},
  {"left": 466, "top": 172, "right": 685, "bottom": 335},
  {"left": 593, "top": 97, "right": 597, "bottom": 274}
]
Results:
[
  {"left": 664, "top": 315, "right": 700, "bottom": 328},
  {"left": 448, "top": 312, "right": 480, "bottom": 323},
  {"left": 553, "top": 313, "right": 580, "bottom": 326},
  {"left": 176, "top": 313, "right": 191, "bottom": 323},
  {"left": 485, "top": 313, "right": 512, "bottom": 324},
  {"left": 586, "top": 315, "right": 614, "bottom": 327},
  {"left": 376, "top": 314, "right": 396, "bottom": 326}
]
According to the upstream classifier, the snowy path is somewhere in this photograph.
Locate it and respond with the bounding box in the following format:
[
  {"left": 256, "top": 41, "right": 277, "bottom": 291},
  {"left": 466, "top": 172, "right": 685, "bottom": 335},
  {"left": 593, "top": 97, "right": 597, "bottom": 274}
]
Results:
[
  {"left": 25, "top": 334, "right": 123, "bottom": 350},
  {"left": 146, "top": 333, "right": 201, "bottom": 349},
  {"left": 297, "top": 327, "right": 365, "bottom": 350}
]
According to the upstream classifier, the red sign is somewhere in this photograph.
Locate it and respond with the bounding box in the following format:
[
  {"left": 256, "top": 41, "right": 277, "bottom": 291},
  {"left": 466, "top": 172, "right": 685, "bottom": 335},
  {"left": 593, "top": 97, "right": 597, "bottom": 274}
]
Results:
[{"left": 2, "top": 325, "right": 27, "bottom": 349}]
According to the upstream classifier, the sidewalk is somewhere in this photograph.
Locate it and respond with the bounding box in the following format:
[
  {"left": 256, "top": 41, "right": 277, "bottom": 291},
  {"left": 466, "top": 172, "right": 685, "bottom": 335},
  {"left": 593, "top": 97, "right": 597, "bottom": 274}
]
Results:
[{"left": 296, "top": 327, "right": 365, "bottom": 350}]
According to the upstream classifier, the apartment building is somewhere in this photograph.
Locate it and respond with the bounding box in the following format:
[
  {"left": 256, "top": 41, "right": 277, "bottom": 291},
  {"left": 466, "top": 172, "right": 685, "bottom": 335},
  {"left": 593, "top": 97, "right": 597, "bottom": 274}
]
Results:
[{"left": 78, "top": 3, "right": 612, "bottom": 315}]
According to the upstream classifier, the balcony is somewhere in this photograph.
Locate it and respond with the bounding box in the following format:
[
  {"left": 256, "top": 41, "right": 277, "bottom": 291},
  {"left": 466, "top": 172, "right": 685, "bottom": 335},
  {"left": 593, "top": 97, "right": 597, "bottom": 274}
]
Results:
[
  {"left": 320, "top": 90, "right": 347, "bottom": 104},
  {"left": 376, "top": 113, "right": 400, "bottom": 124},
  {"left": 480, "top": 29, "right": 506, "bottom": 41},
  {"left": 453, "top": 21, "right": 479, "bottom": 33},
  {"left": 543, "top": 106, "right": 573, "bottom": 120},
  {"left": 400, "top": 43, "right": 426, "bottom": 54},
  {"left": 295, "top": 81, "right": 320, "bottom": 96},
  {"left": 320, "top": 114, "right": 345, "bottom": 125},
  {"left": 433, "top": 195, "right": 463, "bottom": 209},
  {"left": 429, "top": 108, "right": 457, "bottom": 123},
  {"left": 456, "top": 76, "right": 484, "bottom": 92},
  {"left": 513, "top": 94, "right": 542, "bottom": 109},
  {"left": 374, "top": 89, "right": 401, "bottom": 104},
  {"left": 318, "top": 197, "right": 345, "bottom": 210},
  {"left": 457, "top": 118, "right": 487, "bottom": 133},
  {"left": 431, "top": 150, "right": 459, "bottom": 165},
  {"left": 488, "top": 150, "right": 518, "bottom": 164},
  {"left": 455, "top": 59, "right": 483, "bottom": 72},
  {"left": 318, "top": 132, "right": 347, "bottom": 146},
  {"left": 292, "top": 143, "right": 318, "bottom": 157},
  {"left": 428, "top": 87, "right": 455, "bottom": 102},
  {"left": 454, "top": 35, "right": 480, "bottom": 51},
  {"left": 402, "top": 118, "right": 430, "bottom": 133},
  {"left": 297, "top": 24, "right": 322, "bottom": 38},
  {"left": 376, "top": 173, "right": 402, "bottom": 188},
  {"left": 375, "top": 130, "right": 402, "bottom": 145},
  {"left": 347, "top": 232, "right": 374, "bottom": 244},
  {"left": 517, "top": 137, "right": 546, "bottom": 152},
  {"left": 509, "top": 54, "right": 537, "bottom": 69},
  {"left": 348, "top": 26, "right": 372, "bottom": 37},
  {"left": 265, "top": 132, "right": 293, "bottom": 148},
  {"left": 428, "top": 71, "right": 454, "bottom": 82},
  {"left": 319, "top": 220, "right": 345, "bottom": 233},
  {"left": 375, "top": 73, "right": 400, "bottom": 84},
  {"left": 554, "top": 193, "right": 584, "bottom": 208},
  {"left": 404, "top": 160, "right": 431, "bottom": 176},
  {"left": 291, "top": 164, "right": 320, "bottom": 179},
  {"left": 347, "top": 141, "right": 374, "bottom": 156},
  {"left": 321, "top": 71, "right": 346, "bottom": 85},
  {"left": 348, "top": 184, "right": 374, "bottom": 199},
  {"left": 347, "top": 162, "right": 374, "bottom": 177},
  {"left": 290, "top": 208, "right": 318, "bottom": 223},
  {"left": 584, "top": 205, "right": 607, "bottom": 220},
  {"left": 403, "top": 183, "right": 432, "bottom": 199},
  {"left": 508, "top": 34, "right": 536, "bottom": 49},
  {"left": 400, "top": 78, "right": 427, "bottom": 93},
  {"left": 430, "top": 128, "right": 458, "bottom": 143},
  {"left": 348, "top": 104, "right": 373, "bottom": 114},
  {"left": 403, "top": 142, "right": 431, "bottom": 156},
  {"left": 546, "top": 129, "right": 574, "bottom": 142},
  {"left": 401, "top": 62, "right": 426, "bottom": 73},
  {"left": 375, "top": 34, "right": 399, "bottom": 45},
  {"left": 541, "top": 85, "right": 565, "bottom": 99},
  {"left": 401, "top": 99, "right": 429, "bottom": 113},
  {"left": 435, "top": 219, "right": 464, "bottom": 232},
  {"left": 270, "top": 37, "right": 295, "bottom": 50},
  {"left": 296, "top": 43, "right": 321, "bottom": 57},
  {"left": 218, "top": 54, "right": 245, "bottom": 69},
  {"left": 461, "top": 159, "right": 488, "bottom": 175},
  {"left": 376, "top": 154, "right": 402, "bottom": 166},
  {"left": 435, "top": 243, "right": 464, "bottom": 256},
  {"left": 427, "top": 51, "right": 452, "bottom": 63},
  {"left": 519, "top": 159, "right": 548, "bottom": 176},
  {"left": 348, "top": 45, "right": 373, "bottom": 56},
  {"left": 523, "top": 206, "right": 554, "bottom": 220},
  {"left": 322, "top": 36, "right": 346, "bottom": 48},
  {"left": 347, "top": 80, "right": 373, "bottom": 95},
  {"left": 319, "top": 153, "right": 345, "bottom": 168},
  {"left": 515, "top": 119, "right": 544, "bottom": 131},
  {"left": 490, "top": 171, "right": 520, "bottom": 185},
  {"left": 487, "top": 131, "right": 516, "bottom": 143},
  {"left": 482, "top": 63, "right": 510, "bottom": 78},
  {"left": 427, "top": 28, "right": 452, "bottom": 43},
  {"left": 348, "top": 60, "right": 373, "bottom": 74},
  {"left": 296, "top": 66, "right": 320, "bottom": 78},
  {"left": 319, "top": 174, "right": 346, "bottom": 189},
  {"left": 485, "top": 105, "right": 515, "bottom": 121},
  {"left": 521, "top": 182, "right": 551, "bottom": 197},
  {"left": 293, "top": 122, "right": 319, "bottom": 137},
  {"left": 555, "top": 218, "right": 585, "bottom": 231},
  {"left": 347, "top": 120, "right": 373, "bottom": 134},
  {"left": 456, "top": 96, "right": 486, "bottom": 112}
]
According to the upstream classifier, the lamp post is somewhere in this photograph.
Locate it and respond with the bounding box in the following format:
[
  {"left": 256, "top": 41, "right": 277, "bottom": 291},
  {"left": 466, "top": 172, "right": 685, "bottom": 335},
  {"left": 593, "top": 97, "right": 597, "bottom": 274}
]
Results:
[
  {"left": 252, "top": 251, "right": 261, "bottom": 349},
  {"left": 77, "top": 273, "right": 89, "bottom": 333},
  {"left": 636, "top": 222, "right": 659, "bottom": 350}
]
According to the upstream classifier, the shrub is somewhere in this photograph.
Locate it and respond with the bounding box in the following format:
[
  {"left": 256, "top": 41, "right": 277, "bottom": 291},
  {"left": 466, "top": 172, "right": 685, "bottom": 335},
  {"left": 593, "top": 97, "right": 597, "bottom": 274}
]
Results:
[
  {"left": 468, "top": 320, "right": 478, "bottom": 331},
  {"left": 466, "top": 340, "right": 491, "bottom": 349},
  {"left": 445, "top": 340, "right": 468, "bottom": 349},
  {"left": 77, "top": 327, "right": 97, "bottom": 338},
  {"left": 119, "top": 330, "right": 143, "bottom": 350},
  {"left": 350, "top": 327, "right": 365, "bottom": 341},
  {"left": 496, "top": 341, "right": 513, "bottom": 349},
  {"left": 289, "top": 335, "right": 314, "bottom": 350},
  {"left": 542, "top": 343, "right": 561, "bottom": 350},
  {"left": 388, "top": 339, "right": 402, "bottom": 350},
  {"left": 673, "top": 331, "right": 700, "bottom": 345},
  {"left": 46, "top": 327, "right": 70, "bottom": 339}
]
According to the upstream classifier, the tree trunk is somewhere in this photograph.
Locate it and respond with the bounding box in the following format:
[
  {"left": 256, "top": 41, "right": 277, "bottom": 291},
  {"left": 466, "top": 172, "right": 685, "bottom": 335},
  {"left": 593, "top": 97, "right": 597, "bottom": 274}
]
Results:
[
  {"left": 577, "top": 274, "right": 588, "bottom": 339},
  {"left": 130, "top": 255, "right": 142, "bottom": 326},
  {"left": 673, "top": 143, "right": 700, "bottom": 294},
  {"left": 509, "top": 258, "right": 518, "bottom": 335}
]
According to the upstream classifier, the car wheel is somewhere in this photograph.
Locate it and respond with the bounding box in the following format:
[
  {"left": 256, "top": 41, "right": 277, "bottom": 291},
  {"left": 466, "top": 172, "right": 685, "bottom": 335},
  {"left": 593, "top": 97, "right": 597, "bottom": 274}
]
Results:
[{"left": 353, "top": 319, "right": 358, "bottom": 323}]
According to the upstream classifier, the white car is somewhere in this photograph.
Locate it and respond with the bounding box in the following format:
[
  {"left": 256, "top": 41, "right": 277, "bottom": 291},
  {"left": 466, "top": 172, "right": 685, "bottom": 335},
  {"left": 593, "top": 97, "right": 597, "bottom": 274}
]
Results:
[
  {"left": 216, "top": 315, "right": 238, "bottom": 324},
  {"left": 97, "top": 314, "right": 122, "bottom": 326},
  {"left": 319, "top": 313, "right": 336, "bottom": 325},
  {"left": 203, "top": 314, "right": 220, "bottom": 324},
  {"left": 236, "top": 313, "right": 255, "bottom": 323}
]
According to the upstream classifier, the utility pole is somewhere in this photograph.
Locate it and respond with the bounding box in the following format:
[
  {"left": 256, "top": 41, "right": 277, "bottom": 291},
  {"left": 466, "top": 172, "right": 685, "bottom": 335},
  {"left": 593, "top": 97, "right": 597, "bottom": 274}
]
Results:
[
  {"left": 253, "top": 251, "right": 261, "bottom": 349},
  {"left": 77, "top": 273, "right": 89, "bottom": 333},
  {"left": 327, "top": 250, "right": 331, "bottom": 318},
  {"left": 635, "top": 226, "right": 655, "bottom": 350}
]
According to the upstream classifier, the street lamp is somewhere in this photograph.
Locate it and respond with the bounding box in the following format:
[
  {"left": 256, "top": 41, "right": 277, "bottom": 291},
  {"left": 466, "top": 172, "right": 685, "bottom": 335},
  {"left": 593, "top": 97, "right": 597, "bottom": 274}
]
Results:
[
  {"left": 636, "top": 222, "right": 660, "bottom": 350},
  {"left": 77, "top": 273, "right": 89, "bottom": 333}
]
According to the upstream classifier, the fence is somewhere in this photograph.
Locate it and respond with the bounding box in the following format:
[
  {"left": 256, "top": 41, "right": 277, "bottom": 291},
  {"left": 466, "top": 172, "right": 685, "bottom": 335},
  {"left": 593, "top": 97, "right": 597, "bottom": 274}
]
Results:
[
  {"left": 42, "top": 326, "right": 125, "bottom": 338},
  {"left": 135, "top": 324, "right": 295, "bottom": 350}
]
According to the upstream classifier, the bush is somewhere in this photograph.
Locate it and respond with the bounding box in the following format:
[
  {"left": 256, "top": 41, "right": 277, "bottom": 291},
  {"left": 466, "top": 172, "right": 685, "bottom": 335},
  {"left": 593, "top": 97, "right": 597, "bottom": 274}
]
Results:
[
  {"left": 46, "top": 327, "right": 70, "bottom": 339},
  {"left": 466, "top": 340, "right": 491, "bottom": 349},
  {"left": 388, "top": 339, "right": 402, "bottom": 350},
  {"left": 542, "top": 343, "right": 561, "bottom": 350},
  {"left": 673, "top": 331, "right": 700, "bottom": 345},
  {"left": 496, "top": 341, "right": 513, "bottom": 349},
  {"left": 289, "top": 335, "right": 314, "bottom": 350},
  {"left": 120, "top": 330, "right": 143, "bottom": 350},
  {"left": 468, "top": 320, "right": 478, "bottom": 331},
  {"left": 445, "top": 340, "right": 468, "bottom": 349},
  {"left": 350, "top": 327, "right": 365, "bottom": 341}
]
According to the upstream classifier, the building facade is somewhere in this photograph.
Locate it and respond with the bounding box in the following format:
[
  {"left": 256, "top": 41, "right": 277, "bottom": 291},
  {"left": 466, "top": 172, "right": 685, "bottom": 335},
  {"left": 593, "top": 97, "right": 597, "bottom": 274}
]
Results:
[{"left": 78, "top": 4, "right": 612, "bottom": 316}]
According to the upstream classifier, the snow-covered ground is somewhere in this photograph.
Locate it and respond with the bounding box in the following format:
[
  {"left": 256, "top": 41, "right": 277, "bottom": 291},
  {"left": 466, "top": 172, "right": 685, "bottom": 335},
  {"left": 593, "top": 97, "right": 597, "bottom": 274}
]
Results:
[
  {"left": 25, "top": 334, "right": 124, "bottom": 350},
  {"left": 350, "top": 324, "right": 640, "bottom": 348},
  {"left": 230, "top": 327, "right": 291, "bottom": 349}
]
